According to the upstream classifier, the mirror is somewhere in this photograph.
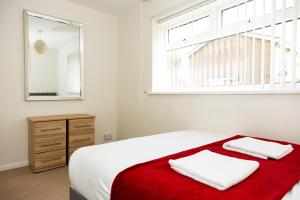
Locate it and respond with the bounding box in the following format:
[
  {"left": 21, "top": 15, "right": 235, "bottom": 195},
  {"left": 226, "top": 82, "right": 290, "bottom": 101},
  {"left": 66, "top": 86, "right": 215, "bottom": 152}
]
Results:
[{"left": 24, "top": 10, "right": 84, "bottom": 100}]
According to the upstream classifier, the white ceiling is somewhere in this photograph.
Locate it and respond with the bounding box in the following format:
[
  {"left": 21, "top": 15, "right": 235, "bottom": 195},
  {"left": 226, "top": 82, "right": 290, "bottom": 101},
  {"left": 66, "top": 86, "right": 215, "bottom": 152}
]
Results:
[
  {"left": 28, "top": 15, "right": 79, "bottom": 49},
  {"left": 66, "top": 0, "right": 141, "bottom": 15}
]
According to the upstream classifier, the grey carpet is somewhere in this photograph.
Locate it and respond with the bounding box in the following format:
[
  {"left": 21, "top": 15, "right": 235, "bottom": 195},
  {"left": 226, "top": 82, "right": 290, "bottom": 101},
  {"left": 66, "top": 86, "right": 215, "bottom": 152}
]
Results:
[{"left": 0, "top": 167, "right": 69, "bottom": 200}]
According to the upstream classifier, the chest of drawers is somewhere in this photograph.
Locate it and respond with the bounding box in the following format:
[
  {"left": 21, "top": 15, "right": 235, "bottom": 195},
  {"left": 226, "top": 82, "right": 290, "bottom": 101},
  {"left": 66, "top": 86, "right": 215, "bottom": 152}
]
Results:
[{"left": 28, "top": 114, "right": 95, "bottom": 172}]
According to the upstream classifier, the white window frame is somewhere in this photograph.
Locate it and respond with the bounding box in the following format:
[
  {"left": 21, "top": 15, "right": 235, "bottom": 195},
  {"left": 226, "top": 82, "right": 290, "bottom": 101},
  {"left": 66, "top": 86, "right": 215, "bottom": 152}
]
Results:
[{"left": 151, "top": 0, "right": 300, "bottom": 94}]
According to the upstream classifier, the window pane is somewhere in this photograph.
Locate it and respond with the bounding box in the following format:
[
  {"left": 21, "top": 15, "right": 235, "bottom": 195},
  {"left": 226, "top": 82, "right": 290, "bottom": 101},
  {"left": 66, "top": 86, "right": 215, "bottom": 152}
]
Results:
[
  {"left": 222, "top": 1, "right": 255, "bottom": 27},
  {"left": 222, "top": 0, "right": 294, "bottom": 27},
  {"left": 166, "top": 18, "right": 299, "bottom": 90},
  {"left": 245, "top": 19, "right": 299, "bottom": 84},
  {"left": 222, "top": 5, "right": 238, "bottom": 27},
  {"left": 169, "top": 16, "right": 210, "bottom": 43},
  {"left": 67, "top": 53, "right": 80, "bottom": 93}
]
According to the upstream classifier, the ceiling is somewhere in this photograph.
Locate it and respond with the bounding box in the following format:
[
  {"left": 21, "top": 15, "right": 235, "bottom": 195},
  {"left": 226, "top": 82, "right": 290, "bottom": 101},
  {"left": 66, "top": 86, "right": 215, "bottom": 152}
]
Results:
[
  {"left": 28, "top": 15, "right": 79, "bottom": 49},
  {"left": 66, "top": 0, "right": 141, "bottom": 15}
]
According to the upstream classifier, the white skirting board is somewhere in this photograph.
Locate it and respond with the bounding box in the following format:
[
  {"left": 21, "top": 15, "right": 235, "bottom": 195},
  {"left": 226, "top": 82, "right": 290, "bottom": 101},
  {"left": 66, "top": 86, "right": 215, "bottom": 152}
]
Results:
[{"left": 0, "top": 161, "right": 28, "bottom": 172}]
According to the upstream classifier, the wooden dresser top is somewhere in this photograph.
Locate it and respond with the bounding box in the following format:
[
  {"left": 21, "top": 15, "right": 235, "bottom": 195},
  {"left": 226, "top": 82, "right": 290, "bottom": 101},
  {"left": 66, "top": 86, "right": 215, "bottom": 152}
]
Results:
[{"left": 28, "top": 114, "right": 95, "bottom": 122}]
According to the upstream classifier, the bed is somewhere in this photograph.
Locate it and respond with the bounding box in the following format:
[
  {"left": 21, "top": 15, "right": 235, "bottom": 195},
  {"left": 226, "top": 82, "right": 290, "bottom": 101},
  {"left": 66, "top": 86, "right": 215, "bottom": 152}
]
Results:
[{"left": 69, "top": 130, "right": 300, "bottom": 200}]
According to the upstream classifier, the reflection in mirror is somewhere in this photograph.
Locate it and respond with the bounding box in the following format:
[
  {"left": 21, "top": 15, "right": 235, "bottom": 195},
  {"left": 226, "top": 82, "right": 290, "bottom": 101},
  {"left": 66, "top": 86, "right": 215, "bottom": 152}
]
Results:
[{"left": 24, "top": 10, "right": 84, "bottom": 100}]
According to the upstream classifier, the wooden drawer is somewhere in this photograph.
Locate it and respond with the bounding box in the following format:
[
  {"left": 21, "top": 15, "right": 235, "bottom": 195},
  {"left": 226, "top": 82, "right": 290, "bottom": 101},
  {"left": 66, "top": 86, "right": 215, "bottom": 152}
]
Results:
[
  {"left": 69, "top": 133, "right": 94, "bottom": 148},
  {"left": 28, "top": 114, "right": 95, "bottom": 172},
  {"left": 34, "top": 149, "right": 66, "bottom": 171},
  {"left": 69, "top": 118, "right": 94, "bottom": 135},
  {"left": 35, "top": 135, "right": 66, "bottom": 153},
  {"left": 34, "top": 120, "right": 66, "bottom": 137}
]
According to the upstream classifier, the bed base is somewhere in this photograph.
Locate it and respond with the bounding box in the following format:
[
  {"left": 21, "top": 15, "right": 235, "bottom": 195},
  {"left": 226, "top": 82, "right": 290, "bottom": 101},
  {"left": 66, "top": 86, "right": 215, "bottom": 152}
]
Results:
[{"left": 70, "top": 187, "right": 87, "bottom": 200}]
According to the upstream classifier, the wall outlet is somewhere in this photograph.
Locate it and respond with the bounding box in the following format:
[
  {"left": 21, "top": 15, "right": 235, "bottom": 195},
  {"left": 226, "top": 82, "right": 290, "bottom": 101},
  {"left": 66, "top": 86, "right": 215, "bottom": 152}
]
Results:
[{"left": 103, "top": 133, "right": 113, "bottom": 141}]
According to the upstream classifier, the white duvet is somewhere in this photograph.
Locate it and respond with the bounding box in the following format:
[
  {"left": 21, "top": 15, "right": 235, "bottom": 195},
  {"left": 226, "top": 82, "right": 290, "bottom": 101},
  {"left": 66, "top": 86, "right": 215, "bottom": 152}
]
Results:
[{"left": 69, "top": 130, "right": 300, "bottom": 200}]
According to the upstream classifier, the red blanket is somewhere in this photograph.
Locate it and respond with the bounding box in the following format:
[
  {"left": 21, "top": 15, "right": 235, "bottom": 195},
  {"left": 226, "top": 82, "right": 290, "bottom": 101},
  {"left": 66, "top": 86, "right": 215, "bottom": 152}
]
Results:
[{"left": 111, "top": 135, "right": 300, "bottom": 200}]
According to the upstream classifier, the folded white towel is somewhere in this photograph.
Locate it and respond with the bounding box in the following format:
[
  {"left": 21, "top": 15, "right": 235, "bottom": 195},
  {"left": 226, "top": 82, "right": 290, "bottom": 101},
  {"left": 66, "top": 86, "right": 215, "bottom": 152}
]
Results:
[
  {"left": 169, "top": 150, "right": 259, "bottom": 190},
  {"left": 223, "top": 137, "right": 293, "bottom": 160}
]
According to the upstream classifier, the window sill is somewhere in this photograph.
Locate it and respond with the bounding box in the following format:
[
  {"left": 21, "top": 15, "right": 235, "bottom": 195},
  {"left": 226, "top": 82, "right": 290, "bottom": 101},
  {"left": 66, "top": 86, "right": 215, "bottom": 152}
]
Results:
[{"left": 145, "top": 91, "right": 300, "bottom": 95}]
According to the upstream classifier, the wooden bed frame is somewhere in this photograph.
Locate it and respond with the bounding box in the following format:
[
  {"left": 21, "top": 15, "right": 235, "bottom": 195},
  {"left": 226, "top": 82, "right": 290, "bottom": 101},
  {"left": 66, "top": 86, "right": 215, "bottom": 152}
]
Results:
[{"left": 70, "top": 187, "right": 87, "bottom": 200}]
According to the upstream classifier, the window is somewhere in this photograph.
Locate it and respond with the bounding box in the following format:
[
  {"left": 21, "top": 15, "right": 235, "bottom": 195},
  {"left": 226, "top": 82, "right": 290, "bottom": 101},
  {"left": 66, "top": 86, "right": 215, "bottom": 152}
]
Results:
[
  {"left": 67, "top": 52, "right": 81, "bottom": 94},
  {"left": 152, "top": 0, "right": 300, "bottom": 93},
  {"left": 222, "top": 0, "right": 294, "bottom": 27},
  {"left": 168, "top": 16, "right": 210, "bottom": 43}
]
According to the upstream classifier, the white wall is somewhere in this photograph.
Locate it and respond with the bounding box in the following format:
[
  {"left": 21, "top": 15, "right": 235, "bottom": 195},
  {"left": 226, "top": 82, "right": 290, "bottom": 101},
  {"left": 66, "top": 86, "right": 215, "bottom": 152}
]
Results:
[
  {"left": 118, "top": 0, "right": 300, "bottom": 144},
  {"left": 0, "top": 0, "right": 118, "bottom": 170}
]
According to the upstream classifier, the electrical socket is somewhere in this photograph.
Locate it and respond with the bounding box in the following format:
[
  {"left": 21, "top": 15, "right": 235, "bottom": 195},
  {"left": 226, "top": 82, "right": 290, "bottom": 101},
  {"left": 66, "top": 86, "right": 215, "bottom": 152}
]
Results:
[{"left": 103, "top": 133, "right": 113, "bottom": 141}]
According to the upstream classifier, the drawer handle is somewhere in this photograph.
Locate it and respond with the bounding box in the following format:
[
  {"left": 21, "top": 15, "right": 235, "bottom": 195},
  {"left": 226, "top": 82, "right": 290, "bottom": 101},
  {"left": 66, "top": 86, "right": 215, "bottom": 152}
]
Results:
[
  {"left": 41, "top": 142, "right": 62, "bottom": 147},
  {"left": 41, "top": 156, "right": 63, "bottom": 163},
  {"left": 74, "top": 125, "right": 92, "bottom": 128},
  {"left": 41, "top": 127, "right": 62, "bottom": 132},
  {"left": 73, "top": 138, "right": 91, "bottom": 143}
]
